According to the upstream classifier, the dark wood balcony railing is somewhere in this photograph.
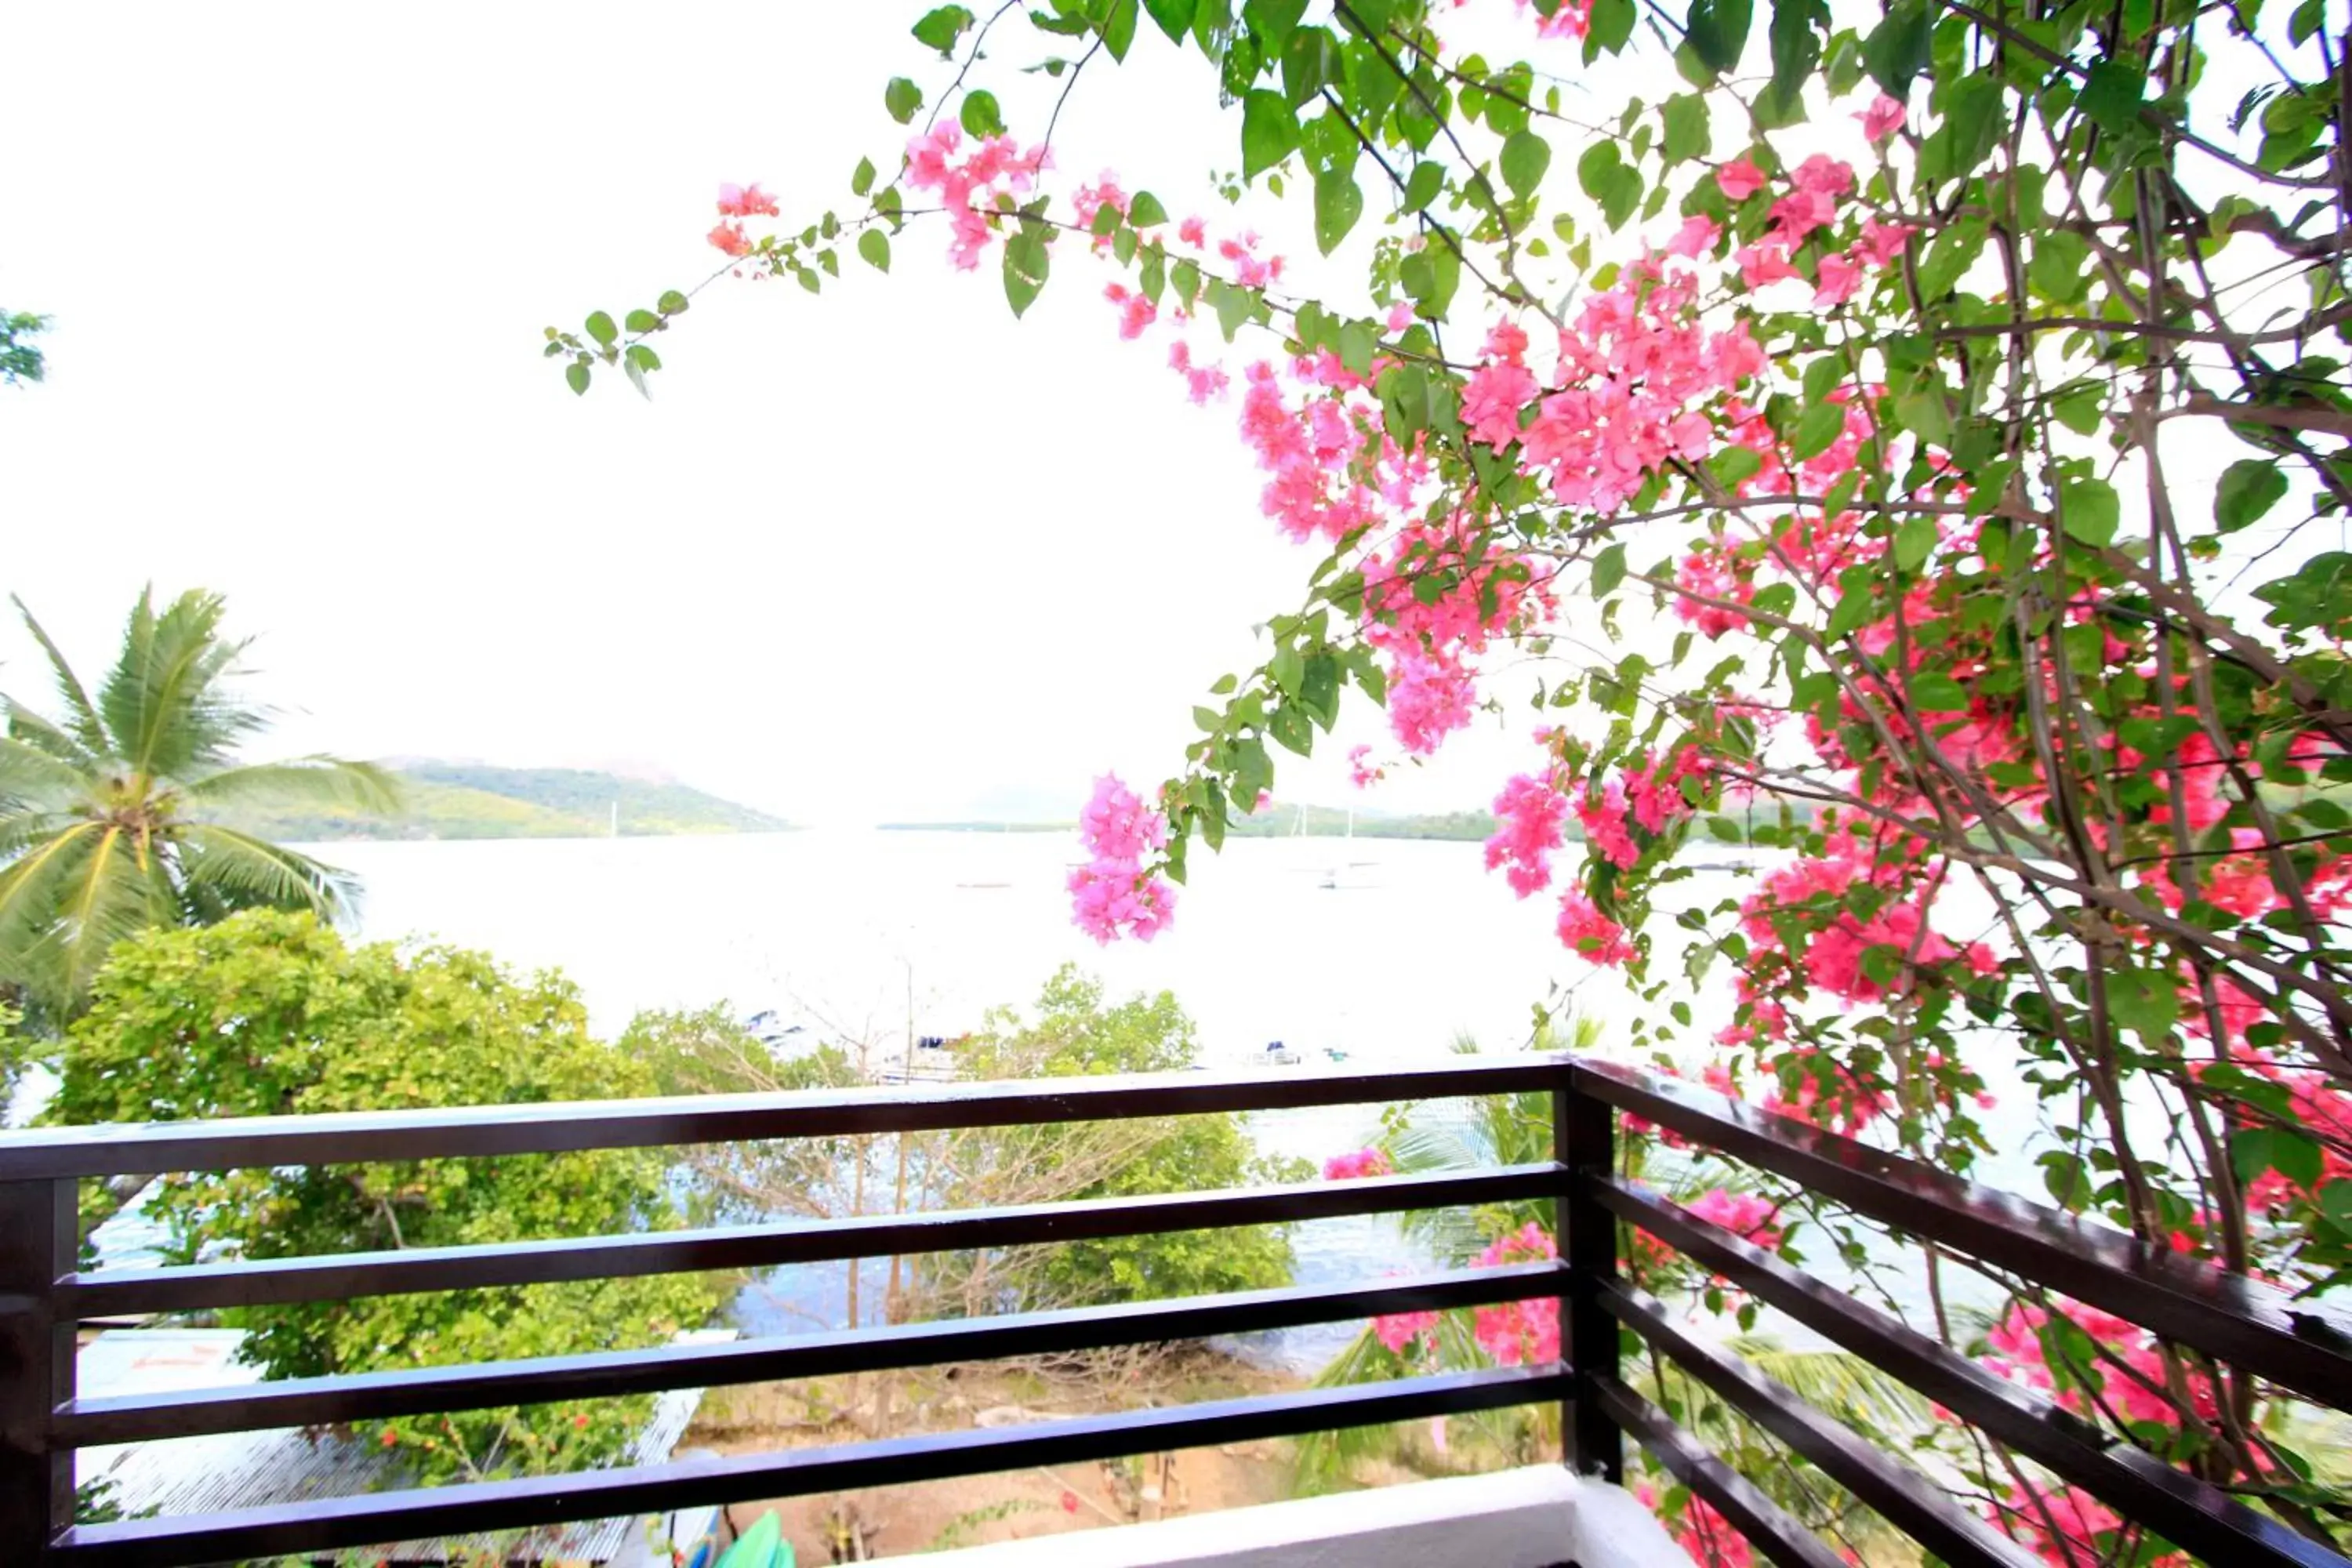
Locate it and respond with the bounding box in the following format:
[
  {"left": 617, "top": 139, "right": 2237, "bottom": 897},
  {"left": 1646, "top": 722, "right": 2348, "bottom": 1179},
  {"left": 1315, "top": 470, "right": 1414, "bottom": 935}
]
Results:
[{"left": 3, "top": 1055, "right": 2350, "bottom": 1568}]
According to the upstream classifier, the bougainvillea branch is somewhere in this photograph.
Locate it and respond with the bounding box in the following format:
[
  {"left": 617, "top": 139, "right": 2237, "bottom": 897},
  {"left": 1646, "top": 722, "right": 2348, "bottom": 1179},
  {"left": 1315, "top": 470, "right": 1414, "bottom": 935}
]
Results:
[{"left": 564, "top": 0, "right": 2352, "bottom": 1556}]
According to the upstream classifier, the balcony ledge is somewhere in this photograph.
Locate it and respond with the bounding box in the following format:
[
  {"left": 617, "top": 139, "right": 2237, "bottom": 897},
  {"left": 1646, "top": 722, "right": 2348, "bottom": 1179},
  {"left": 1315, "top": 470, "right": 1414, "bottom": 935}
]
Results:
[{"left": 911, "top": 1465, "right": 1686, "bottom": 1568}]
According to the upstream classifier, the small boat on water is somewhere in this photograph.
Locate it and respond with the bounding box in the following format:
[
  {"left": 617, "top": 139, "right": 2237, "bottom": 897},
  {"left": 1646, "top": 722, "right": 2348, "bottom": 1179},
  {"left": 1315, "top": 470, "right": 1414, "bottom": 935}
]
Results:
[{"left": 1254, "top": 1040, "right": 1302, "bottom": 1066}]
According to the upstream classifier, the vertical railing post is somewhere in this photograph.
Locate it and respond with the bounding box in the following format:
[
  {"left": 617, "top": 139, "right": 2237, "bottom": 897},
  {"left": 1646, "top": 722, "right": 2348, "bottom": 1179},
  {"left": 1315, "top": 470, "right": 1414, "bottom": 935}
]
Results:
[
  {"left": 1558, "top": 1065, "right": 1622, "bottom": 1481},
  {"left": 0, "top": 1178, "right": 75, "bottom": 1563}
]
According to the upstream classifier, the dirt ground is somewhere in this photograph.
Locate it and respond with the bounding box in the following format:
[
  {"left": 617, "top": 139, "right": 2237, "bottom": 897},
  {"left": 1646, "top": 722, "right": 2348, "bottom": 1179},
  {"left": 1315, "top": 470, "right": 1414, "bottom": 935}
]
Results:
[{"left": 681, "top": 1352, "right": 1313, "bottom": 1562}]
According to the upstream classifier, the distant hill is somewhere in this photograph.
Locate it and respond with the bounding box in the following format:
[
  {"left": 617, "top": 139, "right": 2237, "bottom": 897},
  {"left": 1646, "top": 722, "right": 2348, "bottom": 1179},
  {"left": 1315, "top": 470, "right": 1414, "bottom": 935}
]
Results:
[{"left": 203, "top": 764, "right": 792, "bottom": 841}]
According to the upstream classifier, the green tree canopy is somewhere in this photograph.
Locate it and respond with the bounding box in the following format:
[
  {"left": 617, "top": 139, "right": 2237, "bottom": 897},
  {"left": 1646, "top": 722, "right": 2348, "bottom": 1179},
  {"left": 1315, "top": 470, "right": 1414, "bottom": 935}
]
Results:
[
  {"left": 0, "top": 587, "right": 398, "bottom": 1019},
  {"left": 0, "top": 308, "right": 49, "bottom": 386},
  {"left": 943, "top": 965, "right": 1301, "bottom": 1310},
  {"left": 48, "top": 909, "right": 717, "bottom": 1481}
]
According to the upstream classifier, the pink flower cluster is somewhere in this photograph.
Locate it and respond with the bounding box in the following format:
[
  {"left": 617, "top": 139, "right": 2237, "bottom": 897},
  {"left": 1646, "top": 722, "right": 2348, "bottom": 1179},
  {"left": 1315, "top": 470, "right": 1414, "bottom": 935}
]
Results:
[
  {"left": 1322, "top": 1147, "right": 1394, "bottom": 1181},
  {"left": 902, "top": 122, "right": 1048, "bottom": 270},
  {"left": 707, "top": 181, "right": 780, "bottom": 256},
  {"left": 1636, "top": 1483, "right": 1755, "bottom": 1568},
  {"left": 1470, "top": 1223, "right": 1560, "bottom": 1365},
  {"left": 1348, "top": 744, "right": 1385, "bottom": 790},
  {"left": 1359, "top": 512, "right": 1553, "bottom": 756},
  {"left": 1486, "top": 771, "right": 1570, "bottom": 897},
  {"left": 1982, "top": 1301, "right": 2217, "bottom": 1432},
  {"left": 1066, "top": 774, "right": 1176, "bottom": 944},
  {"left": 1463, "top": 267, "right": 1765, "bottom": 516},
  {"left": 1555, "top": 886, "right": 1634, "bottom": 967},
  {"left": 1683, "top": 1188, "right": 1784, "bottom": 1251}
]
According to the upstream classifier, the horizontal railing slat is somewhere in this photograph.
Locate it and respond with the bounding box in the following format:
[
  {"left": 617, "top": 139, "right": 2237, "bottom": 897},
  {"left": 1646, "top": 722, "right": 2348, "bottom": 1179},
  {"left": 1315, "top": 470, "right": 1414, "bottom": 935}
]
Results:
[
  {"left": 54, "top": 1364, "right": 1573, "bottom": 1568},
  {"left": 1596, "top": 1377, "right": 1847, "bottom": 1568},
  {"left": 61, "top": 1163, "right": 1560, "bottom": 1316},
  {"left": 1601, "top": 1280, "right": 2042, "bottom": 1568},
  {"left": 55, "top": 1261, "right": 1568, "bottom": 1446},
  {"left": 0, "top": 1057, "right": 1568, "bottom": 1180},
  {"left": 1595, "top": 1175, "right": 2352, "bottom": 1568},
  {"left": 1571, "top": 1061, "right": 2352, "bottom": 1413}
]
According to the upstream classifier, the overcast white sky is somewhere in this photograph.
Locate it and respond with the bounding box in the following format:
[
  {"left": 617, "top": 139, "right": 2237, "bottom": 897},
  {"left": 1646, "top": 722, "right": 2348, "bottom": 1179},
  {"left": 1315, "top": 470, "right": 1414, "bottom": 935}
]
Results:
[
  {"left": 5, "top": 2, "right": 1568, "bottom": 825},
  {"left": 7, "top": 4, "right": 2299, "bottom": 827}
]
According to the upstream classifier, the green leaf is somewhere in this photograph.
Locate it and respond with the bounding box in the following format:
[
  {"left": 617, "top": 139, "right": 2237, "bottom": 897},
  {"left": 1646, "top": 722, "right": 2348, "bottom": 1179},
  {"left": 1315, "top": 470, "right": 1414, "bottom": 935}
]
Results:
[
  {"left": 1766, "top": 0, "right": 1827, "bottom": 106},
  {"left": 2051, "top": 387, "right": 2102, "bottom": 436},
  {"left": 1588, "top": 0, "right": 1638, "bottom": 52},
  {"left": 852, "top": 157, "right": 877, "bottom": 197},
  {"left": 2216, "top": 459, "right": 2288, "bottom": 533},
  {"left": 1684, "top": 0, "right": 1752, "bottom": 72},
  {"left": 1127, "top": 191, "right": 1170, "bottom": 227},
  {"left": 1893, "top": 514, "right": 1938, "bottom": 572},
  {"left": 623, "top": 308, "right": 661, "bottom": 334},
  {"left": 912, "top": 5, "right": 976, "bottom": 56},
  {"left": 1907, "top": 671, "right": 1967, "bottom": 710},
  {"left": 961, "top": 89, "right": 1006, "bottom": 137},
  {"left": 1659, "top": 94, "right": 1711, "bottom": 164},
  {"left": 2059, "top": 477, "right": 2120, "bottom": 547},
  {"left": 1577, "top": 139, "right": 1623, "bottom": 200},
  {"left": 2234, "top": 1127, "right": 2324, "bottom": 1189},
  {"left": 2107, "top": 967, "right": 2180, "bottom": 1043},
  {"left": 1936, "top": 75, "right": 2004, "bottom": 181},
  {"left": 858, "top": 229, "right": 891, "bottom": 272},
  {"left": 1281, "top": 26, "right": 1339, "bottom": 105},
  {"left": 1314, "top": 168, "right": 1364, "bottom": 253},
  {"left": 1337, "top": 318, "right": 1377, "bottom": 377},
  {"left": 1403, "top": 160, "right": 1445, "bottom": 210},
  {"left": 1003, "top": 227, "right": 1051, "bottom": 318},
  {"left": 885, "top": 78, "right": 924, "bottom": 124},
  {"left": 1789, "top": 401, "right": 1845, "bottom": 461},
  {"left": 1144, "top": 0, "right": 1195, "bottom": 40},
  {"left": 1098, "top": 0, "right": 1139, "bottom": 60},
  {"left": 1592, "top": 543, "right": 1628, "bottom": 597},
  {"left": 564, "top": 361, "right": 590, "bottom": 396},
  {"left": 657, "top": 289, "right": 690, "bottom": 315},
  {"left": 585, "top": 311, "right": 618, "bottom": 347},
  {"left": 1861, "top": 0, "right": 1931, "bottom": 95},
  {"left": 1245, "top": 0, "right": 1308, "bottom": 49},
  {"left": 2027, "top": 230, "right": 2092, "bottom": 303},
  {"left": 1500, "top": 130, "right": 1552, "bottom": 198},
  {"left": 1710, "top": 445, "right": 1762, "bottom": 487},
  {"left": 1242, "top": 90, "right": 1301, "bottom": 179},
  {"left": 2078, "top": 59, "right": 2144, "bottom": 136},
  {"left": 622, "top": 354, "right": 652, "bottom": 401}
]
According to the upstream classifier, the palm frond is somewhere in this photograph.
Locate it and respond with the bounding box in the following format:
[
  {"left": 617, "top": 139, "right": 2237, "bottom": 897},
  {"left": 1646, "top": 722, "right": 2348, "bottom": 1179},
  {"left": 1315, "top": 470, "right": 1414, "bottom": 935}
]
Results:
[
  {"left": 172, "top": 825, "right": 358, "bottom": 918},
  {"left": 185, "top": 757, "right": 403, "bottom": 816},
  {"left": 0, "top": 735, "right": 94, "bottom": 808},
  {"left": 8, "top": 597, "right": 109, "bottom": 759},
  {"left": 97, "top": 589, "right": 261, "bottom": 781},
  {"left": 0, "top": 822, "right": 166, "bottom": 1013},
  {"left": 1723, "top": 1337, "right": 1933, "bottom": 1436}
]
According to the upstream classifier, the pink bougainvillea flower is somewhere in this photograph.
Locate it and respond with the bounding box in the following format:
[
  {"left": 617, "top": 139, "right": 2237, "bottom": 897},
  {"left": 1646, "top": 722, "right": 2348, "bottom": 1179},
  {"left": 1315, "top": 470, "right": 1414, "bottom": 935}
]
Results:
[
  {"left": 706, "top": 220, "right": 751, "bottom": 257},
  {"left": 1859, "top": 94, "right": 1907, "bottom": 141},
  {"left": 716, "top": 181, "right": 780, "bottom": 217},
  {"left": 1323, "top": 1147, "right": 1394, "bottom": 1181},
  {"left": 1665, "top": 214, "right": 1722, "bottom": 259},
  {"left": 1813, "top": 251, "right": 1864, "bottom": 306},
  {"left": 1715, "top": 158, "right": 1768, "bottom": 201}
]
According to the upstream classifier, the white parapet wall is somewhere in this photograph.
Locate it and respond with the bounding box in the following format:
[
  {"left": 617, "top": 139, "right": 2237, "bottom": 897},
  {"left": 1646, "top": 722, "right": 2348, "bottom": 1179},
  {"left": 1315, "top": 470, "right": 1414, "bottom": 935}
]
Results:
[{"left": 917, "top": 1464, "right": 1691, "bottom": 1568}]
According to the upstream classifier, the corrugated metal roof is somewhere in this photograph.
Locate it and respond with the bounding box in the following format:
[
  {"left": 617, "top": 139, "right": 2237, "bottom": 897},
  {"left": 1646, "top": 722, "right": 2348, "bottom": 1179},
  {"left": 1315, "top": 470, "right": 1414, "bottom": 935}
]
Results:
[{"left": 77, "top": 1328, "right": 731, "bottom": 1565}]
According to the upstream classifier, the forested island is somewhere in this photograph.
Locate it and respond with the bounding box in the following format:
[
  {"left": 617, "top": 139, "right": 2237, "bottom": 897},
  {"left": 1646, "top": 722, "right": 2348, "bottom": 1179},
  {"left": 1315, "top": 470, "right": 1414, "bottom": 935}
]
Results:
[{"left": 202, "top": 763, "right": 793, "bottom": 841}]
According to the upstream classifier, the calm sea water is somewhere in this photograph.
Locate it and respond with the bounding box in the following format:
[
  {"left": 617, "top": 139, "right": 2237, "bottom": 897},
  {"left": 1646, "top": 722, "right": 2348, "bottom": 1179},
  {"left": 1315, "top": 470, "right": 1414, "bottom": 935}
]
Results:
[{"left": 52, "top": 830, "right": 2041, "bottom": 1368}]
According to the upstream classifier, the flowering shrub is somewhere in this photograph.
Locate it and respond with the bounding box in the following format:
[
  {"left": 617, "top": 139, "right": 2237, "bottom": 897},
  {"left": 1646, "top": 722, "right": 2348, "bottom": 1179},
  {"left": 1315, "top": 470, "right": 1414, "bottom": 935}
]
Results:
[{"left": 564, "top": 0, "right": 2352, "bottom": 1555}]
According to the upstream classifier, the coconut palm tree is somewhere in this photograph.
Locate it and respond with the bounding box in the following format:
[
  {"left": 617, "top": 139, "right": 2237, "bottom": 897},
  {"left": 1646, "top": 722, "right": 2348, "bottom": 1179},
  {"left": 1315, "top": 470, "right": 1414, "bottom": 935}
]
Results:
[{"left": 0, "top": 588, "right": 399, "bottom": 1018}]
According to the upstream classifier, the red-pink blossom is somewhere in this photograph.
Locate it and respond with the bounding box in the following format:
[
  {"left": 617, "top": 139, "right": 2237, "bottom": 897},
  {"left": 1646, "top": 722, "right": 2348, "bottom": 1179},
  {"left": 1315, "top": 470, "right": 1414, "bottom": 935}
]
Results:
[
  {"left": 1716, "top": 158, "right": 1768, "bottom": 201},
  {"left": 717, "top": 182, "right": 780, "bottom": 217},
  {"left": 1814, "top": 252, "right": 1864, "bottom": 306},
  {"left": 1557, "top": 886, "right": 1634, "bottom": 965},
  {"left": 1487, "top": 772, "right": 1570, "bottom": 897},
  {"left": 1323, "top": 1147, "right": 1394, "bottom": 1181},
  {"left": 707, "top": 221, "right": 752, "bottom": 257},
  {"left": 1859, "top": 94, "right": 1907, "bottom": 141},
  {"left": 1665, "top": 214, "right": 1722, "bottom": 258}
]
